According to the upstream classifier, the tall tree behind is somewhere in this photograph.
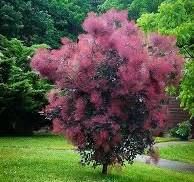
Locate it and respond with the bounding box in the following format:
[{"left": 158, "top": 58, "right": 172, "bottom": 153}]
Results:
[
  {"left": 137, "top": 0, "right": 193, "bottom": 54},
  {"left": 98, "top": 0, "right": 165, "bottom": 20},
  {"left": 0, "top": 35, "right": 51, "bottom": 135},
  {"left": 0, "top": 0, "right": 91, "bottom": 47}
]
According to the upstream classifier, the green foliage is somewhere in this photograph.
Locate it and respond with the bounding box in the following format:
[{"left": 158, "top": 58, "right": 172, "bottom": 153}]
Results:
[
  {"left": 0, "top": 0, "right": 91, "bottom": 47},
  {"left": 98, "top": 0, "right": 132, "bottom": 12},
  {"left": 179, "top": 60, "right": 194, "bottom": 117},
  {"left": 137, "top": 0, "right": 194, "bottom": 49},
  {"left": 98, "top": 0, "right": 164, "bottom": 20},
  {"left": 128, "top": 0, "right": 165, "bottom": 20},
  {"left": 165, "top": 85, "right": 178, "bottom": 96},
  {"left": 170, "top": 120, "right": 192, "bottom": 140},
  {"left": 0, "top": 35, "right": 51, "bottom": 135}
]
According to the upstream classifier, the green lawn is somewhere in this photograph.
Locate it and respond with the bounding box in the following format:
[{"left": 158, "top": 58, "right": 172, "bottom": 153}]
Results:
[
  {"left": 154, "top": 137, "right": 180, "bottom": 143},
  {"left": 0, "top": 135, "right": 194, "bottom": 182},
  {"left": 0, "top": 134, "right": 73, "bottom": 150},
  {"left": 159, "top": 141, "right": 194, "bottom": 164}
]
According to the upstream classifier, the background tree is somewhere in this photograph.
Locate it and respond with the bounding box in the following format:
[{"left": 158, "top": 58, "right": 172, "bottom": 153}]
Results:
[
  {"left": 137, "top": 0, "right": 194, "bottom": 54},
  {"left": 128, "top": 0, "right": 165, "bottom": 20},
  {"left": 0, "top": 35, "right": 51, "bottom": 135},
  {"left": 31, "top": 10, "right": 183, "bottom": 174},
  {"left": 98, "top": 0, "right": 165, "bottom": 20},
  {"left": 98, "top": 0, "right": 132, "bottom": 12},
  {"left": 0, "top": 0, "right": 91, "bottom": 47},
  {"left": 179, "top": 60, "right": 194, "bottom": 118}
]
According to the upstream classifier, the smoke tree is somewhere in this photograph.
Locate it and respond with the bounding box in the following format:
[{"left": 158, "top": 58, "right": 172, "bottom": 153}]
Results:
[{"left": 31, "top": 9, "right": 183, "bottom": 174}]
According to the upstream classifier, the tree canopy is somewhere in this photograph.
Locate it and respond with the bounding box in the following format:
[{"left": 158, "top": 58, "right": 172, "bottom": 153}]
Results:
[
  {"left": 137, "top": 0, "right": 194, "bottom": 52},
  {"left": 98, "top": 0, "right": 165, "bottom": 20},
  {"left": 179, "top": 60, "right": 194, "bottom": 118},
  {"left": 0, "top": 0, "right": 91, "bottom": 47}
]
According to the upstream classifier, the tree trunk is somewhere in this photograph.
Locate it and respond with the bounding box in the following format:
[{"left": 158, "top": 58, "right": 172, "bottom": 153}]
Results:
[
  {"left": 102, "top": 163, "right": 108, "bottom": 175},
  {"left": 191, "top": 118, "right": 194, "bottom": 139}
]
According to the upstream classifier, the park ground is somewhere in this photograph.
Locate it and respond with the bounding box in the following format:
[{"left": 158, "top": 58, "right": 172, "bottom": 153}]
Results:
[{"left": 0, "top": 135, "right": 194, "bottom": 182}]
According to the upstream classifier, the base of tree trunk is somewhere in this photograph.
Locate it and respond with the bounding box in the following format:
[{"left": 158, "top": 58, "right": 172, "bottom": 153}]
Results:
[{"left": 102, "top": 164, "right": 108, "bottom": 175}]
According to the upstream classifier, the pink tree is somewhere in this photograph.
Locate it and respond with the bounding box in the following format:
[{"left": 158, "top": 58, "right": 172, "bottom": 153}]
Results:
[{"left": 31, "top": 9, "right": 184, "bottom": 174}]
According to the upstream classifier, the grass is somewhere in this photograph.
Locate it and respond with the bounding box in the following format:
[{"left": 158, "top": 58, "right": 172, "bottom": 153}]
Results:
[
  {"left": 0, "top": 135, "right": 194, "bottom": 182},
  {"left": 159, "top": 141, "right": 194, "bottom": 164},
  {"left": 0, "top": 134, "right": 74, "bottom": 150},
  {"left": 155, "top": 137, "right": 180, "bottom": 143}
]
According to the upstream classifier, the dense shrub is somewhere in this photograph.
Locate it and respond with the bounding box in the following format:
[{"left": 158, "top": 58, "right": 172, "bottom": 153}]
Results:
[{"left": 170, "top": 120, "right": 192, "bottom": 140}]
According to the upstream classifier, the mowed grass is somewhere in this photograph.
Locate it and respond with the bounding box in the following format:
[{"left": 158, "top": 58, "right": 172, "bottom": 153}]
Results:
[
  {"left": 159, "top": 141, "right": 194, "bottom": 164},
  {"left": 0, "top": 134, "right": 74, "bottom": 150},
  {"left": 0, "top": 135, "right": 194, "bottom": 182},
  {"left": 154, "top": 137, "right": 180, "bottom": 143}
]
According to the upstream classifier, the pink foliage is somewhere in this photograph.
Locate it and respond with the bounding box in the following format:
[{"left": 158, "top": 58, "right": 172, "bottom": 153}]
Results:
[
  {"left": 150, "top": 34, "right": 177, "bottom": 52},
  {"left": 66, "top": 126, "right": 85, "bottom": 147},
  {"left": 52, "top": 118, "right": 64, "bottom": 134},
  {"left": 90, "top": 90, "right": 102, "bottom": 108},
  {"left": 74, "top": 97, "right": 85, "bottom": 120}
]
